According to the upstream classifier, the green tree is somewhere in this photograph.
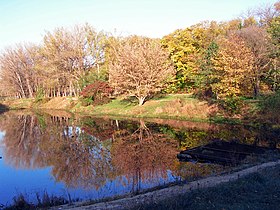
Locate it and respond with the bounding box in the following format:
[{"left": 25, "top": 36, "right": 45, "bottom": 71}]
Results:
[
  {"left": 267, "top": 15, "right": 280, "bottom": 91},
  {"left": 161, "top": 28, "right": 201, "bottom": 92},
  {"left": 161, "top": 22, "right": 225, "bottom": 94}
]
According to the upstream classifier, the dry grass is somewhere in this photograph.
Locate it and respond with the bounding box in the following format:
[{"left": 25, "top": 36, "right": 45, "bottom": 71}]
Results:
[
  {"left": 1, "top": 94, "right": 220, "bottom": 122},
  {"left": 39, "top": 97, "right": 76, "bottom": 110},
  {"left": 1, "top": 98, "right": 33, "bottom": 109},
  {"left": 154, "top": 98, "right": 217, "bottom": 119},
  {"left": 72, "top": 94, "right": 220, "bottom": 122}
]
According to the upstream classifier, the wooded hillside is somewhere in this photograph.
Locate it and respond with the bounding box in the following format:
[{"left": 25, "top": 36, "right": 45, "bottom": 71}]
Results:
[{"left": 0, "top": 1, "right": 279, "bottom": 111}]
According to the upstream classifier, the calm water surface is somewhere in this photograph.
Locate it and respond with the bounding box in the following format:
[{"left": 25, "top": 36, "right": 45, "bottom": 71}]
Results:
[{"left": 0, "top": 111, "right": 278, "bottom": 207}]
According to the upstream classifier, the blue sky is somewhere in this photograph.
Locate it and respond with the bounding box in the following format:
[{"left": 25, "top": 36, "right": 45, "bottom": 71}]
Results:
[{"left": 0, "top": 0, "right": 277, "bottom": 51}]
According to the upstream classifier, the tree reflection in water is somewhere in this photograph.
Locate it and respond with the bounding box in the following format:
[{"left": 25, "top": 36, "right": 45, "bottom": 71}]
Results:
[
  {"left": 1, "top": 114, "right": 45, "bottom": 169},
  {"left": 0, "top": 112, "right": 179, "bottom": 193},
  {"left": 0, "top": 112, "right": 114, "bottom": 190},
  {"left": 111, "top": 119, "right": 178, "bottom": 193},
  {"left": 0, "top": 111, "right": 278, "bottom": 200}
]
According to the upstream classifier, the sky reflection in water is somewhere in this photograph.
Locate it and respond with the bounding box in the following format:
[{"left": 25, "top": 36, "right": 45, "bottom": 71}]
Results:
[
  {"left": 0, "top": 113, "right": 180, "bottom": 206},
  {"left": 0, "top": 111, "right": 278, "bottom": 206}
]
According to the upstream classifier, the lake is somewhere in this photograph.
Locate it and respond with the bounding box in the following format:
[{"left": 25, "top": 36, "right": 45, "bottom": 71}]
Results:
[{"left": 0, "top": 110, "right": 278, "bottom": 208}]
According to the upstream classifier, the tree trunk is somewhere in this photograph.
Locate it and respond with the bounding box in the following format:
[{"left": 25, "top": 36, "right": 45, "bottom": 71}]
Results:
[
  {"left": 253, "top": 66, "right": 261, "bottom": 98},
  {"left": 253, "top": 78, "right": 260, "bottom": 98},
  {"left": 138, "top": 96, "right": 146, "bottom": 106},
  {"left": 26, "top": 78, "right": 33, "bottom": 98},
  {"left": 15, "top": 72, "right": 26, "bottom": 98}
]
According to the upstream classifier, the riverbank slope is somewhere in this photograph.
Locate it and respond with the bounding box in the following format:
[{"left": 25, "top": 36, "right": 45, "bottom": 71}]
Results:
[
  {"left": 0, "top": 94, "right": 241, "bottom": 123},
  {"left": 51, "top": 160, "right": 280, "bottom": 210}
]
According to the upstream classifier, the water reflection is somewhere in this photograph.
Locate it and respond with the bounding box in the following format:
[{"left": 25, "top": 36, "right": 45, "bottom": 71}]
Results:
[
  {"left": 1, "top": 112, "right": 115, "bottom": 190},
  {"left": 0, "top": 111, "right": 279, "bottom": 206},
  {"left": 0, "top": 111, "right": 181, "bottom": 205},
  {"left": 111, "top": 119, "right": 178, "bottom": 193}
]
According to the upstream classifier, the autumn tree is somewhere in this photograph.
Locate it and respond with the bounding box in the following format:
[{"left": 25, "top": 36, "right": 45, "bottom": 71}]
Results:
[
  {"left": 161, "top": 21, "right": 227, "bottom": 94},
  {"left": 161, "top": 28, "right": 202, "bottom": 92},
  {"left": 109, "top": 36, "right": 174, "bottom": 105},
  {"left": 80, "top": 81, "right": 113, "bottom": 105},
  {"left": 0, "top": 24, "right": 108, "bottom": 99},
  {"left": 0, "top": 44, "right": 40, "bottom": 98},
  {"left": 40, "top": 25, "right": 91, "bottom": 97},
  {"left": 267, "top": 9, "right": 280, "bottom": 91},
  {"left": 237, "top": 26, "right": 271, "bottom": 97},
  {"left": 211, "top": 34, "right": 254, "bottom": 100},
  {"left": 42, "top": 24, "right": 108, "bottom": 97}
]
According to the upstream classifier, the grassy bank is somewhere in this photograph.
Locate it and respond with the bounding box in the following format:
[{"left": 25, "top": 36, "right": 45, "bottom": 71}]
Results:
[
  {"left": 131, "top": 164, "right": 280, "bottom": 210},
  {"left": 1, "top": 94, "right": 222, "bottom": 122},
  {"left": 0, "top": 93, "right": 275, "bottom": 125},
  {"left": 73, "top": 94, "right": 221, "bottom": 122}
]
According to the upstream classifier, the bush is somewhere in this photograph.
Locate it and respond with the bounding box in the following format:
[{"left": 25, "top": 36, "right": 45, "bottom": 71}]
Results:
[
  {"left": 35, "top": 88, "right": 45, "bottom": 103},
  {"left": 218, "top": 96, "right": 243, "bottom": 115},
  {"left": 261, "top": 91, "right": 280, "bottom": 110},
  {"left": 80, "top": 81, "right": 113, "bottom": 105},
  {"left": 259, "top": 91, "right": 280, "bottom": 123}
]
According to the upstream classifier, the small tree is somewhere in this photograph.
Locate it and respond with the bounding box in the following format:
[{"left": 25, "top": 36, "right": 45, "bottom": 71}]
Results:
[
  {"left": 108, "top": 36, "right": 174, "bottom": 106},
  {"left": 80, "top": 81, "right": 113, "bottom": 105}
]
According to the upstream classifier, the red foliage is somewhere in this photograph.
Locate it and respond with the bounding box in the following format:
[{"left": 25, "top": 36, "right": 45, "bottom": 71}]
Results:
[{"left": 80, "top": 81, "right": 113, "bottom": 105}]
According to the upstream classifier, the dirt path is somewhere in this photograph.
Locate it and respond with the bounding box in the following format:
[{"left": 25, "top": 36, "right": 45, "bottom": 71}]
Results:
[{"left": 52, "top": 160, "right": 280, "bottom": 210}]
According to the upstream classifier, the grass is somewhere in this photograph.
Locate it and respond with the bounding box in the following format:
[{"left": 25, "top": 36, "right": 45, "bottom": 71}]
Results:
[
  {"left": 133, "top": 164, "right": 280, "bottom": 210},
  {"left": 3, "top": 192, "right": 70, "bottom": 210},
  {"left": 1, "top": 98, "right": 33, "bottom": 110},
  {"left": 2, "top": 93, "right": 279, "bottom": 125},
  {"left": 85, "top": 94, "right": 218, "bottom": 122}
]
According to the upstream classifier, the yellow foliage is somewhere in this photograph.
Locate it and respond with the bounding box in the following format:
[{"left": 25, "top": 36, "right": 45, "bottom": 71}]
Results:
[{"left": 211, "top": 34, "right": 255, "bottom": 98}]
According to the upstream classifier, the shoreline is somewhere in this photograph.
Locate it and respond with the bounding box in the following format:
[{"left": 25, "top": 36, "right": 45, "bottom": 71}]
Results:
[
  {"left": 0, "top": 96, "right": 251, "bottom": 125},
  {"left": 52, "top": 160, "right": 280, "bottom": 210}
]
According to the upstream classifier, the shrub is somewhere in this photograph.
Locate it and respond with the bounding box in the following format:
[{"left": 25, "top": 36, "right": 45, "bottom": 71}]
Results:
[
  {"left": 217, "top": 96, "right": 243, "bottom": 115},
  {"left": 80, "top": 81, "right": 113, "bottom": 105},
  {"left": 260, "top": 91, "right": 280, "bottom": 123},
  {"left": 261, "top": 91, "right": 280, "bottom": 110},
  {"left": 35, "top": 88, "right": 45, "bottom": 103}
]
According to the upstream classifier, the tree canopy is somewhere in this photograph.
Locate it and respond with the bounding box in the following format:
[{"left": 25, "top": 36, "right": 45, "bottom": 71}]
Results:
[
  {"left": 0, "top": 1, "right": 279, "bottom": 109},
  {"left": 108, "top": 36, "right": 174, "bottom": 105}
]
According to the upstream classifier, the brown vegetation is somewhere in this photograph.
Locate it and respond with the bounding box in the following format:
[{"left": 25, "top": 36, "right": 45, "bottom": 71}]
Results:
[{"left": 108, "top": 36, "right": 175, "bottom": 106}]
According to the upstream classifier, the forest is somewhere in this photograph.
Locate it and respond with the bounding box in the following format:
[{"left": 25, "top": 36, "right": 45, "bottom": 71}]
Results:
[{"left": 0, "top": 1, "right": 279, "bottom": 111}]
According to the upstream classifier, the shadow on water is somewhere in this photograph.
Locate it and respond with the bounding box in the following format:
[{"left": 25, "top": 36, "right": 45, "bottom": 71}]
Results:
[
  {"left": 0, "top": 110, "right": 279, "bottom": 209},
  {"left": 177, "top": 139, "right": 280, "bottom": 165},
  {"left": 0, "top": 104, "right": 9, "bottom": 114}
]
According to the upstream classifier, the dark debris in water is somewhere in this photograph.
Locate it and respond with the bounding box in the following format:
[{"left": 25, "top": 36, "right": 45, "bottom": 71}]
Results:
[{"left": 177, "top": 139, "right": 280, "bottom": 165}]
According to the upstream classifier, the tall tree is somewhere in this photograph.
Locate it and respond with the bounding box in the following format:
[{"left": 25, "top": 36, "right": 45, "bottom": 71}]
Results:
[
  {"left": 0, "top": 44, "right": 40, "bottom": 98},
  {"left": 267, "top": 9, "right": 280, "bottom": 91},
  {"left": 211, "top": 34, "right": 254, "bottom": 99},
  {"left": 237, "top": 26, "right": 271, "bottom": 97},
  {"left": 39, "top": 24, "right": 107, "bottom": 97},
  {"left": 161, "top": 28, "right": 201, "bottom": 92},
  {"left": 41, "top": 26, "right": 86, "bottom": 97},
  {"left": 109, "top": 36, "right": 174, "bottom": 106}
]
